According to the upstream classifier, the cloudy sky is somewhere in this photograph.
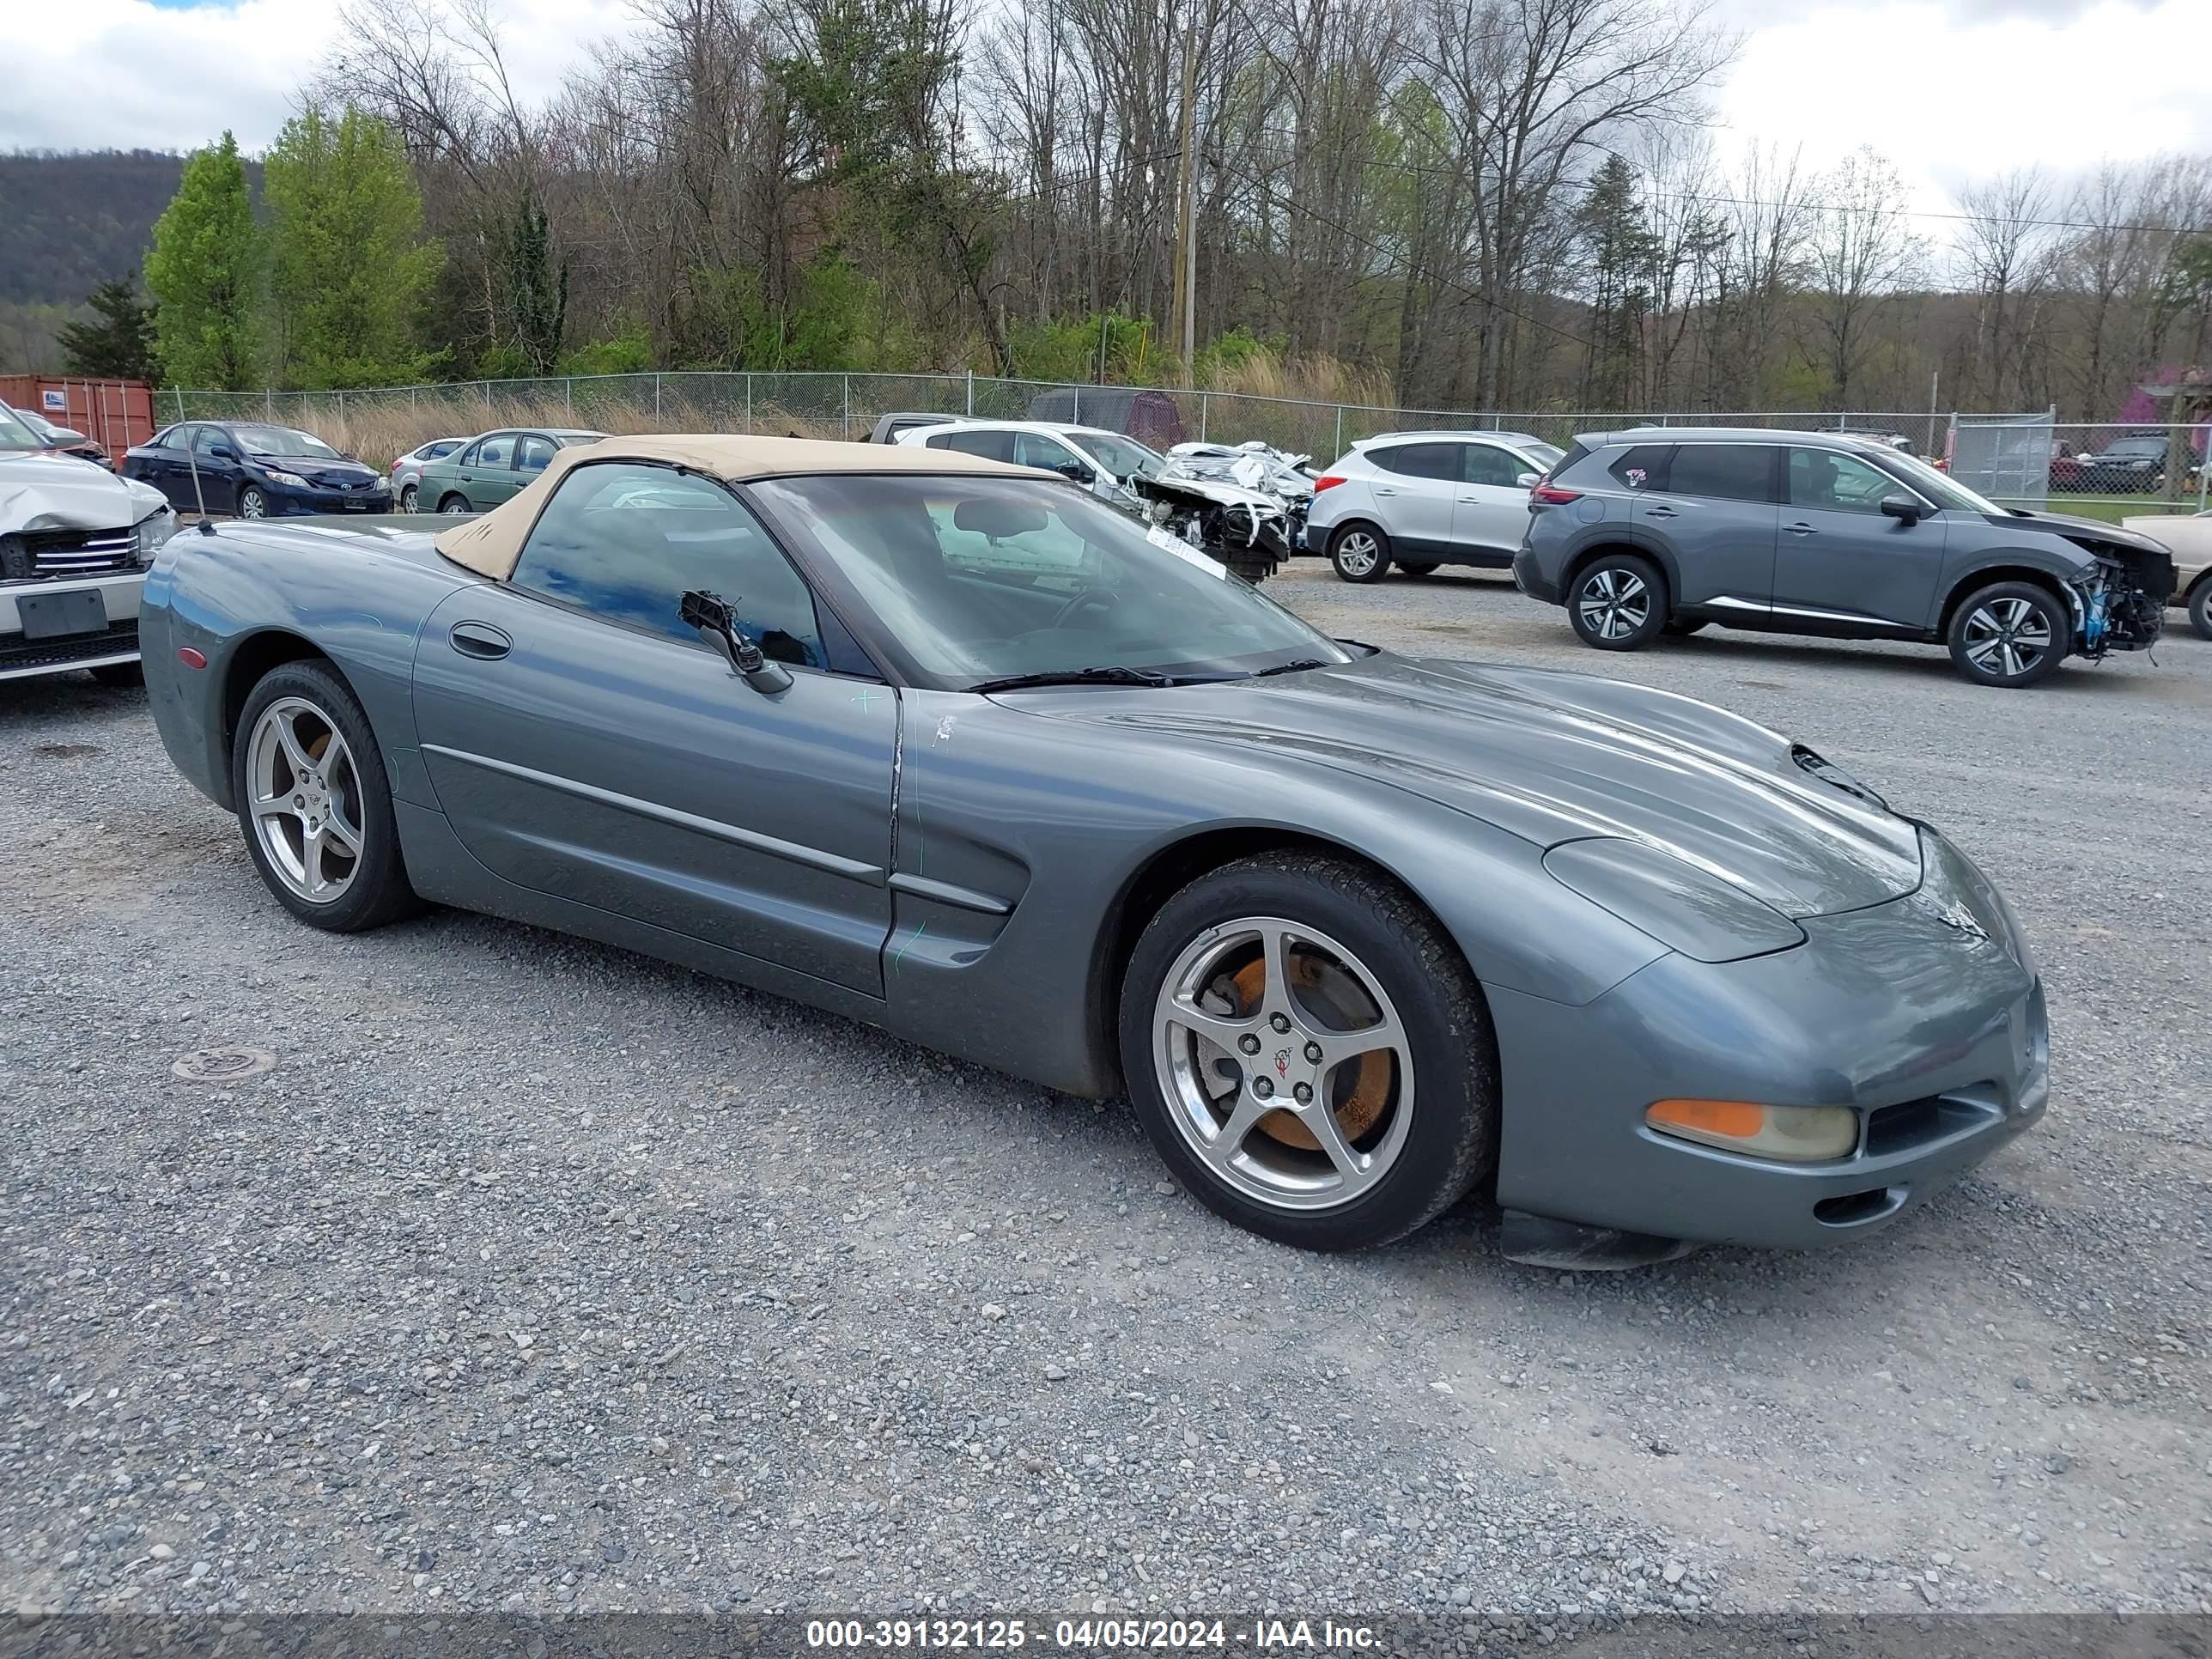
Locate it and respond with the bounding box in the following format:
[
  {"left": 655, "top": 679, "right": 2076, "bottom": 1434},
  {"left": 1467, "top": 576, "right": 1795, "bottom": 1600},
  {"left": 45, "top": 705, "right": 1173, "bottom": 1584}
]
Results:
[{"left": 6, "top": 0, "right": 2209, "bottom": 237}]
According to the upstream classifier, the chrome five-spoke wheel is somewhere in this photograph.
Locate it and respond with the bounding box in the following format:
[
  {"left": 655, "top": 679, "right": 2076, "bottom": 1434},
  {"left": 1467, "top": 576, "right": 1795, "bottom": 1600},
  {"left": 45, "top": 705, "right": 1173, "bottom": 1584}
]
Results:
[
  {"left": 246, "top": 697, "right": 365, "bottom": 903},
  {"left": 1152, "top": 915, "right": 1415, "bottom": 1212}
]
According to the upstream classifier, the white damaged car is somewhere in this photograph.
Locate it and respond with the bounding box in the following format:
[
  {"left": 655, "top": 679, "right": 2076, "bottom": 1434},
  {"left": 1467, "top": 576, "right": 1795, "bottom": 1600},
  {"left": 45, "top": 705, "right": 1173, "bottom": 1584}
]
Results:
[{"left": 1, "top": 404, "right": 176, "bottom": 686}]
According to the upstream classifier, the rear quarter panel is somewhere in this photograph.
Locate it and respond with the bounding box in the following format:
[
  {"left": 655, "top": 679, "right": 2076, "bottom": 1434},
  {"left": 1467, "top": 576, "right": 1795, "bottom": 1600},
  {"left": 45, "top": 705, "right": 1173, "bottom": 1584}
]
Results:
[{"left": 143, "top": 520, "right": 471, "bottom": 811}]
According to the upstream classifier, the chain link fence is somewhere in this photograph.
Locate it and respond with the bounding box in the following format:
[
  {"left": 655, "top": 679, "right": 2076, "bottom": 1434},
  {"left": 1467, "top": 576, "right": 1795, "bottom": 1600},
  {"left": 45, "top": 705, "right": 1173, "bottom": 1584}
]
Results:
[{"left": 160, "top": 374, "right": 2208, "bottom": 524}]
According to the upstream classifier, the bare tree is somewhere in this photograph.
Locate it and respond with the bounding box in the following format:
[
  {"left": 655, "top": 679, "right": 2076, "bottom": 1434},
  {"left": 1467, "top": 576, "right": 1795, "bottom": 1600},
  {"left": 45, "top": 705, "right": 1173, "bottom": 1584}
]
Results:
[
  {"left": 1803, "top": 145, "right": 1921, "bottom": 408},
  {"left": 1955, "top": 166, "right": 2057, "bottom": 409}
]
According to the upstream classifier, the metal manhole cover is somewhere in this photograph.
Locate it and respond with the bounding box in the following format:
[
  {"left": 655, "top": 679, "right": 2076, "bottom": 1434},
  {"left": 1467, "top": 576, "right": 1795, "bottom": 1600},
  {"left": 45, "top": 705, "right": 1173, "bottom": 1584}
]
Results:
[{"left": 173, "top": 1046, "right": 277, "bottom": 1085}]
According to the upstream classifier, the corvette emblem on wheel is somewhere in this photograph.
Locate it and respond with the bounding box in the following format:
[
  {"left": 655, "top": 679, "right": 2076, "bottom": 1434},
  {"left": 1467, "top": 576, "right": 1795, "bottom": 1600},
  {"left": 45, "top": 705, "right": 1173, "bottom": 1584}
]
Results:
[{"left": 1273, "top": 1048, "right": 1292, "bottom": 1077}]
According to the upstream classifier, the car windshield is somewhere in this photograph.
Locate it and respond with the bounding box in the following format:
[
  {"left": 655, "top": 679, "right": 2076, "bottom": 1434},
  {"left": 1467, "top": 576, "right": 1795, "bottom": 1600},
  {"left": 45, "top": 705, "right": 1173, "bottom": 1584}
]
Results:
[
  {"left": 2102, "top": 439, "right": 2162, "bottom": 457},
  {"left": 1071, "top": 431, "right": 1164, "bottom": 479},
  {"left": 1518, "top": 441, "right": 1565, "bottom": 468},
  {"left": 0, "top": 405, "right": 46, "bottom": 449},
  {"left": 231, "top": 425, "right": 340, "bottom": 459},
  {"left": 1879, "top": 451, "right": 2001, "bottom": 514},
  {"left": 750, "top": 473, "right": 1348, "bottom": 690}
]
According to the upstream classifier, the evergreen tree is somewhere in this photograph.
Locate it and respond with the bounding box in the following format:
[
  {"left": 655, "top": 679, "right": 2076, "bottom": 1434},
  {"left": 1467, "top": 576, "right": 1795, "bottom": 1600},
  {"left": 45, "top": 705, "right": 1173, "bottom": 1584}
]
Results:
[
  {"left": 1573, "top": 156, "right": 1659, "bottom": 408},
  {"left": 502, "top": 198, "right": 568, "bottom": 376},
  {"left": 265, "top": 106, "right": 443, "bottom": 388},
  {"left": 143, "top": 132, "right": 260, "bottom": 390},
  {"left": 56, "top": 276, "right": 159, "bottom": 381}
]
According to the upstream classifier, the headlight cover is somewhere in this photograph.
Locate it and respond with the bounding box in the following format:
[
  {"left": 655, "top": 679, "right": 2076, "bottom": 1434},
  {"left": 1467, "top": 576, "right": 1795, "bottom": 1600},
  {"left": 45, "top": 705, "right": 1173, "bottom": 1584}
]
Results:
[
  {"left": 1543, "top": 836, "right": 1807, "bottom": 963},
  {"left": 263, "top": 467, "right": 309, "bottom": 488},
  {"left": 134, "top": 505, "right": 177, "bottom": 562}
]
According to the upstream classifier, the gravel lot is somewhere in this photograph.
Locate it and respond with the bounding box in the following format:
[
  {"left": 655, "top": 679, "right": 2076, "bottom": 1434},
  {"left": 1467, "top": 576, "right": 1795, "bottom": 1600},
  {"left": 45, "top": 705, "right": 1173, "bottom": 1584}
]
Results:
[{"left": 2, "top": 564, "right": 2207, "bottom": 1625}]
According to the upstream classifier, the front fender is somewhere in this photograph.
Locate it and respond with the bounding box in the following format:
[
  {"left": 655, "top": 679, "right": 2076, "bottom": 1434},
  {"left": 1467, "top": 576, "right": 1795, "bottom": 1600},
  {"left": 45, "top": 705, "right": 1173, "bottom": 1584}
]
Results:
[{"left": 877, "top": 689, "right": 1669, "bottom": 1096}]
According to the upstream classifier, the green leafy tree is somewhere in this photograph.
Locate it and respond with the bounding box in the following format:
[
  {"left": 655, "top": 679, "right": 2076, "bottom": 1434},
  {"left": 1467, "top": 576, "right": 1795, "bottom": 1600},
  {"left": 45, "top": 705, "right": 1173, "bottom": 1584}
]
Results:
[
  {"left": 264, "top": 106, "right": 442, "bottom": 388},
  {"left": 143, "top": 132, "right": 260, "bottom": 389},
  {"left": 56, "top": 275, "right": 159, "bottom": 381}
]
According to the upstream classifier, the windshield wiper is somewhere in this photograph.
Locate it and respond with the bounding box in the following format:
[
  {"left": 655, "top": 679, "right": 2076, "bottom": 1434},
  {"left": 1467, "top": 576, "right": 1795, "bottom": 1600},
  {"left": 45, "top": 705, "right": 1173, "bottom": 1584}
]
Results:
[
  {"left": 967, "top": 665, "right": 1185, "bottom": 693},
  {"left": 1248, "top": 657, "right": 1334, "bottom": 679}
]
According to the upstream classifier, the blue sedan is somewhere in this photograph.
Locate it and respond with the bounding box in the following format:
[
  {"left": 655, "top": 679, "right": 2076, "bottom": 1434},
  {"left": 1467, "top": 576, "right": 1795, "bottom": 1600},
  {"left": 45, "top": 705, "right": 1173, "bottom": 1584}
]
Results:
[{"left": 123, "top": 421, "right": 392, "bottom": 519}]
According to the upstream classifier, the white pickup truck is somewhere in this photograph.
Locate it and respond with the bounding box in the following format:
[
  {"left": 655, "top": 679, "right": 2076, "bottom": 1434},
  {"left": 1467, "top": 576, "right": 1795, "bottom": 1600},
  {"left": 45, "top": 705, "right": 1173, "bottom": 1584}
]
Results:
[{"left": 0, "top": 403, "right": 176, "bottom": 685}]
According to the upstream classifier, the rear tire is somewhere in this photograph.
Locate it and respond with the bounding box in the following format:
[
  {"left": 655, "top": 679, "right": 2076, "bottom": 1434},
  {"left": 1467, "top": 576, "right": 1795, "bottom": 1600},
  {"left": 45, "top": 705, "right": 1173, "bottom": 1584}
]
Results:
[
  {"left": 1947, "top": 580, "right": 2068, "bottom": 688},
  {"left": 1118, "top": 854, "right": 1498, "bottom": 1252},
  {"left": 438, "top": 493, "right": 471, "bottom": 514},
  {"left": 399, "top": 483, "right": 419, "bottom": 513},
  {"left": 1568, "top": 552, "right": 1667, "bottom": 651},
  {"left": 1400, "top": 561, "right": 1439, "bottom": 576},
  {"left": 1328, "top": 523, "right": 1391, "bottom": 584},
  {"left": 232, "top": 660, "right": 422, "bottom": 932},
  {"left": 2189, "top": 580, "right": 2212, "bottom": 642},
  {"left": 89, "top": 662, "right": 144, "bottom": 688},
  {"left": 1663, "top": 617, "right": 1708, "bottom": 636}
]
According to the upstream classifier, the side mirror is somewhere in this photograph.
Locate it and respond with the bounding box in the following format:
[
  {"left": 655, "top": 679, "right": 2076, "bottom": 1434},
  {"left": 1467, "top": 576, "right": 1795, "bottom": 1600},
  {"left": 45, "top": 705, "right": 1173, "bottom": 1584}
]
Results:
[
  {"left": 679, "top": 588, "right": 793, "bottom": 695},
  {"left": 1879, "top": 495, "right": 1923, "bottom": 524},
  {"left": 1055, "top": 460, "right": 1095, "bottom": 485},
  {"left": 210, "top": 443, "right": 240, "bottom": 462},
  {"left": 1515, "top": 471, "right": 1539, "bottom": 489}
]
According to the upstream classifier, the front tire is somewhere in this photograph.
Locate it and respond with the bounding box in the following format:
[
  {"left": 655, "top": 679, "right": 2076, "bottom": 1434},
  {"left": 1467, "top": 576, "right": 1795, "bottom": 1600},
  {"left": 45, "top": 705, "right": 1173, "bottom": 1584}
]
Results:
[
  {"left": 1947, "top": 580, "right": 2067, "bottom": 687},
  {"left": 237, "top": 486, "right": 268, "bottom": 520},
  {"left": 89, "top": 662, "right": 144, "bottom": 688},
  {"left": 1328, "top": 523, "right": 1392, "bottom": 584},
  {"left": 2189, "top": 580, "right": 2212, "bottom": 642},
  {"left": 1119, "top": 854, "right": 1498, "bottom": 1252},
  {"left": 1568, "top": 552, "right": 1667, "bottom": 651},
  {"left": 232, "top": 660, "right": 421, "bottom": 932}
]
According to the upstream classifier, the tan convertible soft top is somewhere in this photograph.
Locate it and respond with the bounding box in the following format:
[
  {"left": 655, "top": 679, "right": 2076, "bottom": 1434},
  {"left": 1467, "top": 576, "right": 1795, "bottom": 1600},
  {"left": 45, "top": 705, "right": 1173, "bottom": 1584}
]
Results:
[{"left": 432, "top": 433, "right": 1031, "bottom": 580}]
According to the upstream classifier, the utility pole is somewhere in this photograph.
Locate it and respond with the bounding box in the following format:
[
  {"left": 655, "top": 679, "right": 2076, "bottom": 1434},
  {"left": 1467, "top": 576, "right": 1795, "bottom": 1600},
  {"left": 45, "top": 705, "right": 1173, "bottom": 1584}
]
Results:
[{"left": 1168, "top": 10, "right": 1199, "bottom": 370}]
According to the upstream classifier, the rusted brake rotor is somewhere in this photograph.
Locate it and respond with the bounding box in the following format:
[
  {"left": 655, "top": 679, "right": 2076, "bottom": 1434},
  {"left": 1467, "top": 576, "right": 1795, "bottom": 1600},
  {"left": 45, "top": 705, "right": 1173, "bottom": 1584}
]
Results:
[{"left": 1228, "top": 957, "right": 1390, "bottom": 1151}]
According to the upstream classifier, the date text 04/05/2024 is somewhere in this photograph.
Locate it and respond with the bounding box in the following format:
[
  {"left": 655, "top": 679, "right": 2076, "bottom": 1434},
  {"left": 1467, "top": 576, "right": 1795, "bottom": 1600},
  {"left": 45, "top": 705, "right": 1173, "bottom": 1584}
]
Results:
[{"left": 803, "top": 1619, "right": 1382, "bottom": 1650}]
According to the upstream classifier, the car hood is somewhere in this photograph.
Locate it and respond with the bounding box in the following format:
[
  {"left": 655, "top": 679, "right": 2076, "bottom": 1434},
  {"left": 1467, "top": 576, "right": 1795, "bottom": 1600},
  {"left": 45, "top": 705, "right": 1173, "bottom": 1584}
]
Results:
[
  {"left": 1982, "top": 507, "right": 2173, "bottom": 556},
  {"left": 253, "top": 453, "right": 381, "bottom": 484},
  {"left": 1020, "top": 653, "right": 1923, "bottom": 919},
  {"left": 0, "top": 448, "right": 167, "bottom": 531}
]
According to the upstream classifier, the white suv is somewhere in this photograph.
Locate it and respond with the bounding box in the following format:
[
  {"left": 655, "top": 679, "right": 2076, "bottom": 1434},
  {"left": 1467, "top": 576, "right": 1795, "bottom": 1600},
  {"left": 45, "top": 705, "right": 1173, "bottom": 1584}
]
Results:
[{"left": 1305, "top": 429, "right": 1562, "bottom": 582}]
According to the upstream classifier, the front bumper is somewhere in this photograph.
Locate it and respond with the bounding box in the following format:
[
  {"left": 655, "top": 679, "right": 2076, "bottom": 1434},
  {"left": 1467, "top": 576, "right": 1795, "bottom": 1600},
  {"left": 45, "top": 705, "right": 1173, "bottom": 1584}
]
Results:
[
  {"left": 1490, "top": 834, "right": 2047, "bottom": 1253},
  {"left": 268, "top": 483, "right": 393, "bottom": 515},
  {"left": 0, "top": 570, "right": 146, "bottom": 681}
]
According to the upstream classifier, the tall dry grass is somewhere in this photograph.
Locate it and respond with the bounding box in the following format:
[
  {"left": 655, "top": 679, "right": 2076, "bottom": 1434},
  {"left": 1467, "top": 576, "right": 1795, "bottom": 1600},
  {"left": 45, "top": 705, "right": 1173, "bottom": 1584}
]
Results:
[
  {"left": 1198, "top": 349, "right": 1399, "bottom": 411},
  {"left": 237, "top": 352, "right": 1408, "bottom": 474},
  {"left": 295, "top": 395, "right": 849, "bottom": 472}
]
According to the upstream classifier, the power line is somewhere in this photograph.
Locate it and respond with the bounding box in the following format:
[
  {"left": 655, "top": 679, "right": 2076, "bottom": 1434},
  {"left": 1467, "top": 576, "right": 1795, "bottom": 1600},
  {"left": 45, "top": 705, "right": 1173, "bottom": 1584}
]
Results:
[{"left": 1231, "top": 121, "right": 2210, "bottom": 236}]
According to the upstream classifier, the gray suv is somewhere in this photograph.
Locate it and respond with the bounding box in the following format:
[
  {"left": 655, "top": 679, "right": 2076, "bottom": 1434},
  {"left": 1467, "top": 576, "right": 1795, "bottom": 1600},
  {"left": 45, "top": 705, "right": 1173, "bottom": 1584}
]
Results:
[{"left": 1514, "top": 428, "right": 2174, "bottom": 688}]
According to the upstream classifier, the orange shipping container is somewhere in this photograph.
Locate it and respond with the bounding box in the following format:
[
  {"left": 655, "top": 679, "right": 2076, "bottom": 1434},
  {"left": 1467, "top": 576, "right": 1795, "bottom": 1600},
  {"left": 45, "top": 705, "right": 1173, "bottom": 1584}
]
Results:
[{"left": 0, "top": 374, "right": 160, "bottom": 456}]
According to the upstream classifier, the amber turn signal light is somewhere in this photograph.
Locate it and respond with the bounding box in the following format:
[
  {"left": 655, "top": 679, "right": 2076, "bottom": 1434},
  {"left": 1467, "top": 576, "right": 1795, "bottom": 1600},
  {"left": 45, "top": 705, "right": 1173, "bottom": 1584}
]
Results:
[{"left": 1645, "top": 1098, "right": 1857, "bottom": 1163}]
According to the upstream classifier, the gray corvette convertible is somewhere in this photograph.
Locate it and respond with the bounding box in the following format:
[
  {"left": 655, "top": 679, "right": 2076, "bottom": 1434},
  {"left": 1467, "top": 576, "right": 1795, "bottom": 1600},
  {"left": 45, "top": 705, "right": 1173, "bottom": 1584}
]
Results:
[{"left": 140, "top": 436, "right": 2049, "bottom": 1263}]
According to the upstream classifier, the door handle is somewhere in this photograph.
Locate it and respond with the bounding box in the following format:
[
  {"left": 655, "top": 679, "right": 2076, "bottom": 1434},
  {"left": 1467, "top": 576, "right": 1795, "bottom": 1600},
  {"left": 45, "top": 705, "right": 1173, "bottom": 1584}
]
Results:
[
  {"left": 1643, "top": 505, "right": 1679, "bottom": 519},
  {"left": 1374, "top": 486, "right": 1398, "bottom": 495},
  {"left": 1457, "top": 495, "right": 1482, "bottom": 503},
  {"left": 1785, "top": 521, "right": 1816, "bottom": 536},
  {"left": 447, "top": 621, "right": 512, "bottom": 660}
]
